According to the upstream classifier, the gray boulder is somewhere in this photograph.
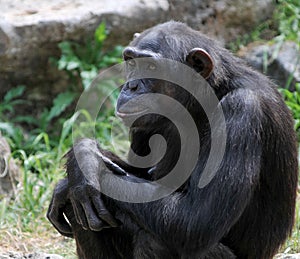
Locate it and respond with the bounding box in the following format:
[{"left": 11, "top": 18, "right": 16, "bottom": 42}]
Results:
[
  {"left": 0, "top": 0, "right": 274, "bottom": 106},
  {"left": 241, "top": 41, "right": 300, "bottom": 89},
  {"left": 0, "top": 134, "right": 19, "bottom": 198}
]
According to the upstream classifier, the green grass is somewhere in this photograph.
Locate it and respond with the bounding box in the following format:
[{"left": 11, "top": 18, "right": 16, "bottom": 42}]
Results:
[
  {"left": 0, "top": 22, "right": 124, "bottom": 255},
  {"left": 282, "top": 196, "right": 300, "bottom": 253},
  {"left": 0, "top": 5, "right": 300, "bottom": 255},
  {"left": 228, "top": 0, "right": 300, "bottom": 53},
  {"left": 280, "top": 83, "right": 300, "bottom": 142}
]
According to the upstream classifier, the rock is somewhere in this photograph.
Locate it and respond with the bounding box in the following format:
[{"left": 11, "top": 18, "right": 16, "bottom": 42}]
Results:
[
  {"left": 0, "top": 134, "right": 19, "bottom": 198},
  {"left": 240, "top": 41, "right": 300, "bottom": 89},
  {"left": 0, "top": 252, "right": 63, "bottom": 259},
  {"left": 275, "top": 253, "right": 300, "bottom": 259},
  {"left": 0, "top": 0, "right": 169, "bottom": 107},
  {"left": 169, "top": 0, "right": 274, "bottom": 45},
  {"left": 0, "top": 0, "right": 275, "bottom": 108}
]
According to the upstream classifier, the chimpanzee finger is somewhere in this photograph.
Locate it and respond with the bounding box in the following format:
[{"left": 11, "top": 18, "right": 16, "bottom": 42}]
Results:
[
  {"left": 47, "top": 202, "right": 73, "bottom": 238},
  {"left": 80, "top": 200, "right": 109, "bottom": 231},
  {"left": 47, "top": 179, "right": 73, "bottom": 237},
  {"left": 71, "top": 199, "right": 89, "bottom": 230},
  {"left": 91, "top": 195, "right": 119, "bottom": 227}
]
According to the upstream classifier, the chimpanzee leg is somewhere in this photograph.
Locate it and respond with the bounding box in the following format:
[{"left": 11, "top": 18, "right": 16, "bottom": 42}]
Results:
[
  {"left": 199, "top": 243, "right": 236, "bottom": 259},
  {"left": 62, "top": 197, "right": 236, "bottom": 259},
  {"left": 64, "top": 203, "right": 134, "bottom": 259}
]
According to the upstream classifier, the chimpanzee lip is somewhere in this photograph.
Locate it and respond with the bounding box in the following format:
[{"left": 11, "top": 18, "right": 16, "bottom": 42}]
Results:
[{"left": 116, "top": 109, "right": 149, "bottom": 119}]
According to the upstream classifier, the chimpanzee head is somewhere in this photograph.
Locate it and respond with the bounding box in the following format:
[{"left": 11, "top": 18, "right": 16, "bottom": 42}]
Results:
[{"left": 116, "top": 21, "right": 216, "bottom": 129}]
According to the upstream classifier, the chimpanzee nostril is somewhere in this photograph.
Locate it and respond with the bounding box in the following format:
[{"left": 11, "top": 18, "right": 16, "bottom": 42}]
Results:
[
  {"left": 128, "top": 80, "right": 139, "bottom": 91},
  {"left": 123, "top": 47, "right": 136, "bottom": 60}
]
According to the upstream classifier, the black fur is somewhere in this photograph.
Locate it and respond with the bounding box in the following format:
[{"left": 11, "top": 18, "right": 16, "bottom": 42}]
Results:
[{"left": 47, "top": 21, "right": 298, "bottom": 259}]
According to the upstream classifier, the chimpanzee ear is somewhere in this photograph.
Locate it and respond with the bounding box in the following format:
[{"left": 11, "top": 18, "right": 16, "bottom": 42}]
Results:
[
  {"left": 186, "top": 48, "right": 214, "bottom": 79},
  {"left": 133, "top": 33, "right": 141, "bottom": 40}
]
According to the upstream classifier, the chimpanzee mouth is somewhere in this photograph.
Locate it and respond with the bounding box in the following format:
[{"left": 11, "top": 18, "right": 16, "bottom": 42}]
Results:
[{"left": 115, "top": 109, "right": 149, "bottom": 119}]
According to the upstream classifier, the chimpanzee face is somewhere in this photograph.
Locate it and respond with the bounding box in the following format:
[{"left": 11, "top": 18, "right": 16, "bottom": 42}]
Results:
[{"left": 116, "top": 26, "right": 214, "bottom": 128}]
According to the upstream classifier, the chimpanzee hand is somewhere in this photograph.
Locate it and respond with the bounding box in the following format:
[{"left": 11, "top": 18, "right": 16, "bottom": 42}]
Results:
[
  {"left": 47, "top": 178, "right": 73, "bottom": 238},
  {"left": 48, "top": 139, "right": 122, "bottom": 235},
  {"left": 47, "top": 177, "right": 119, "bottom": 236},
  {"left": 67, "top": 179, "right": 119, "bottom": 231},
  {"left": 64, "top": 139, "right": 120, "bottom": 232}
]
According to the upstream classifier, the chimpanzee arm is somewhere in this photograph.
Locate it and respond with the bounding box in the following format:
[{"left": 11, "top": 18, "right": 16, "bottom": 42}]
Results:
[
  {"left": 104, "top": 92, "right": 262, "bottom": 255},
  {"left": 47, "top": 138, "right": 150, "bottom": 233},
  {"left": 51, "top": 89, "right": 263, "bottom": 254}
]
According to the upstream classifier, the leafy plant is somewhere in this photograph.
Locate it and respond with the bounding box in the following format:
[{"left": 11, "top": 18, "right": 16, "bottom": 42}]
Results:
[
  {"left": 227, "top": 21, "right": 273, "bottom": 53},
  {"left": 38, "top": 91, "right": 77, "bottom": 132},
  {"left": 274, "top": 0, "right": 300, "bottom": 47},
  {"left": 0, "top": 85, "right": 30, "bottom": 126},
  {"left": 279, "top": 83, "right": 300, "bottom": 141},
  {"left": 0, "top": 86, "right": 28, "bottom": 150},
  {"left": 55, "top": 22, "right": 124, "bottom": 90},
  {"left": 1, "top": 6, "right": 300, "bottom": 256},
  {"left": 0, "top": 20, "right": 127, "bottom": 257},
  {"left": 0, "top": 85, "right": 26, "bottom": 115}
]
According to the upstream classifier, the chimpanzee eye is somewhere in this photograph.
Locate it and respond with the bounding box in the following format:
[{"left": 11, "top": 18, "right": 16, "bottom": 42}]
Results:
[
  {"left": 127, "top": 59, "right": 136, "bottom": 67},
  {"left": 148, "top": 63, "right": 156, "bottom": 70}
]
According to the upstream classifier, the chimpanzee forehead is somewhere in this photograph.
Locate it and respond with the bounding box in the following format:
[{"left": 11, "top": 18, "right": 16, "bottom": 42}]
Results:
[
  {"left": 130, "top": 29, "right": 168, "bottom": 54},
  {"left": 127, "top": 21, "right": 215, "bottom": 61}
]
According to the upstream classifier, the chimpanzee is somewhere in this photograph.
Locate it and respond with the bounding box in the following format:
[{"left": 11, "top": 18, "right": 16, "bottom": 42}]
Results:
[{"left": 47, "top": 21, "right": 298, "bottom": 259}]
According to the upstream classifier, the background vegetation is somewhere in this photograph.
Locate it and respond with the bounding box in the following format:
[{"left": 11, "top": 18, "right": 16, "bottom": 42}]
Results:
[{"left": 0, "top": 0, "right": 299, "bottom": 256}]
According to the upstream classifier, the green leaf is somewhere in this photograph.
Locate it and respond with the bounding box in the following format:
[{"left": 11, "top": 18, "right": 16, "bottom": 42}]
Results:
[
  {"left": 0, "top": 122, "right": 16, "bottom": 136},
  {"left": 58, "top": 41, "right": 74, "bottom": 56},
  {"left": 46, "top": 92, "right": 77, "bottom": 122},
  {"left": 13, "top": 116, "right": 38, "bottom": 125},
  {"left": 4, "top": 85, "right": 25, "bottom": 102},
  {"left": 66, "top": 59, "right": 81, "bottom": 70},
  {"left": 80, "top": 68, "right": 98, "bottom": 90},
  {"left": 57, "top": 111, "right": 81, "bottom": 160},
  {"left": 94, "top": 22, "right": 107, "bottom": 44}
]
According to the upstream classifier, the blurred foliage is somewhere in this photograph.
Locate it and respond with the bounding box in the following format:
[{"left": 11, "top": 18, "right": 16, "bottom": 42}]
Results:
[
  {"left": 228, "top": 0, "right": 300, "bottom": 52},
  {"left": 274, "top": 0, "right": 300, "bottom": 47},
  {"left": 279, "top": 83, "right": 300, "bottom": 141},
  {"left": 0, "top": 22, "right": 125, "bottom": 244},
  {"left": 275, "top": 0, "right": 300, "bottom": 142},
  {"left": 0, "top": 5, "right": 299, "bottom": 256},
  {"left": 227, "top": 21, "right": 274, "bottom": 53},
  {"left": 54, "top": 22, "right": 123, "bottom": 90}
]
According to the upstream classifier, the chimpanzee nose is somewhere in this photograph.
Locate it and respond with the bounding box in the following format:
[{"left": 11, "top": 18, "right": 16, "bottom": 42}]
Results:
[
  {"left": 127, "top": 80, "right": 139, "bottom": 91},
  {"left": 123, "top": 47, "right": 136, "bottom": 59}
]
